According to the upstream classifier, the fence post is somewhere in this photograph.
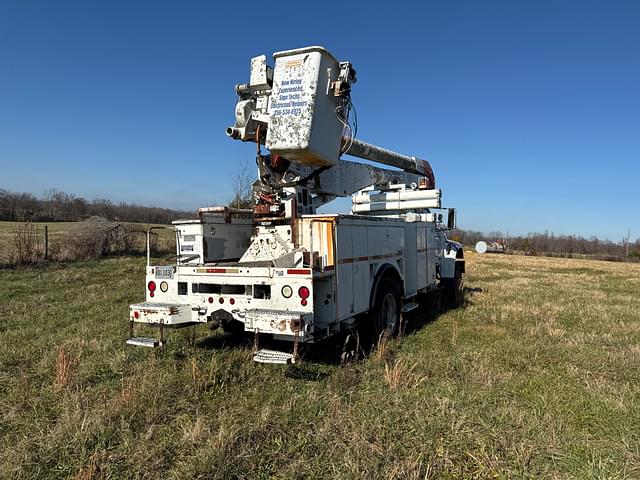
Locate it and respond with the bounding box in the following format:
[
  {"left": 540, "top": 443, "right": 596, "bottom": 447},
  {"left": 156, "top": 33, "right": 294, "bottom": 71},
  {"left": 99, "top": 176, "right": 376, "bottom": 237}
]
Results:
[{"left": 44, "top": 225, "right": 49, "bottom": 260}]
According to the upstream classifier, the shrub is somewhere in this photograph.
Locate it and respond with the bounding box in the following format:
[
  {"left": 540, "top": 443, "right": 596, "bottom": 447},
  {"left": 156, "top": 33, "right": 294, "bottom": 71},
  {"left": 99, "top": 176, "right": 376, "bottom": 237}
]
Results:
[
  {"left": 56, "top": 222, "right": 140, "bottom": 261},
  {"left": 11, "top": 222, "right": 42, "bottom": 265}
]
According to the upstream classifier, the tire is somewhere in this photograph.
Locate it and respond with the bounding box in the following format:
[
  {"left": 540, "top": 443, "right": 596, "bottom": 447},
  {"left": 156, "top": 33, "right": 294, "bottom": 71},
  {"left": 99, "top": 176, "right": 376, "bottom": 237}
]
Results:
[
  {"left": 371, "top": 277, "right": 402, "bottom": 337},
  {"left": 222, "top": 319, "right": 245, "bottom": 334},
  {"left": 442, "top": 267, "right": 464, "bottom": 308}
]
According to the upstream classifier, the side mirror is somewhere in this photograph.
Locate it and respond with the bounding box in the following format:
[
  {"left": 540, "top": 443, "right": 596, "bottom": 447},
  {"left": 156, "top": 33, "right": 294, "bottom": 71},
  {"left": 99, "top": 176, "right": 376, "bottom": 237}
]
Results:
[{"left": 447, "top": 208, "right": 456, "bottom": 229}]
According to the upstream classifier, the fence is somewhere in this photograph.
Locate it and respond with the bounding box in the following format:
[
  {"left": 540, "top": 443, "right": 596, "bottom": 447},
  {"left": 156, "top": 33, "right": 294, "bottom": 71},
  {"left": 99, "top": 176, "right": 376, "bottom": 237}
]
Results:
[{"left": 0, "top": 222, "right": 176, "bottom": 266}]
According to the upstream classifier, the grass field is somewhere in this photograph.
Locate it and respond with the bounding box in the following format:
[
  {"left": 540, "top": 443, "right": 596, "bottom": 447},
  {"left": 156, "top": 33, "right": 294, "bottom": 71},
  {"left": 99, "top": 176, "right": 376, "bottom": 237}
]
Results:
[{"left": 1, "top": 253, "right": 639, "bottom": 479}]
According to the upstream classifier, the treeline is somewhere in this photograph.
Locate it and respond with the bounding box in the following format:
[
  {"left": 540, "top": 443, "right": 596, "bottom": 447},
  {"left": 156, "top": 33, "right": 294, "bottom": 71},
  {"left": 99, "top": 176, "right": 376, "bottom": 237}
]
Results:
[
  {"left": 451, "top": 229, "right": 640, "bottom": 260},
  {"left": 0, "top": 189, "right": 192, "bottom": 224}
]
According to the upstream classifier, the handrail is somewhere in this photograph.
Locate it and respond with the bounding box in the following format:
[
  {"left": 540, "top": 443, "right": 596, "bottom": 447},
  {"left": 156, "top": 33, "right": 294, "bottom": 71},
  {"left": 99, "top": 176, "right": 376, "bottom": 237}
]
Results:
[{"left": 146, "top": 226, "right": 173, "bottom": 267}]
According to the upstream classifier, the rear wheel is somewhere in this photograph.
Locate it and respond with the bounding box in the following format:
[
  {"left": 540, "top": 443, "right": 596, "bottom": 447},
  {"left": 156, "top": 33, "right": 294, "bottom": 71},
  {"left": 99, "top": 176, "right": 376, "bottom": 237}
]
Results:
[{"left": 371, "top": 278, "right": 401, "bottom": 337}]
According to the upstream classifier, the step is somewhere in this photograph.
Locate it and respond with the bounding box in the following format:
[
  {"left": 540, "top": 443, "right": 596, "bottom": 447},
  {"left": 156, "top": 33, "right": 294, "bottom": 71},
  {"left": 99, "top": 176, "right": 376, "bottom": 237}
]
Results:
[
  {"left": 401, "top": 302, "right": 419, "bottom": 313},
  {"left": 253, "top": 349, "right": 296, "bottom": 365},
  {"left": 126, "top": 337, "right": 161, "bottom": 348}
]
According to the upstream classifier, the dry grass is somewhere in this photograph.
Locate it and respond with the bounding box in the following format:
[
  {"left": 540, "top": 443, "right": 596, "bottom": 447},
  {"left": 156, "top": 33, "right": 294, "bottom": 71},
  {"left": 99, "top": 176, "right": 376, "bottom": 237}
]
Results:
[
  {"left": 0, "top": 253, "right": 639, "bottom": 478},
  {"left": 54, "top": 345, "right": 79, "bottom": 391},
  {"left": 73, "top": 453, "right": 99, "bottom": 480},
  {"left": 373, "top": 331, "right": 392, "bottom": 362},
  {"left": 383, "top": 358, "right": 427, "bottom": 390}
]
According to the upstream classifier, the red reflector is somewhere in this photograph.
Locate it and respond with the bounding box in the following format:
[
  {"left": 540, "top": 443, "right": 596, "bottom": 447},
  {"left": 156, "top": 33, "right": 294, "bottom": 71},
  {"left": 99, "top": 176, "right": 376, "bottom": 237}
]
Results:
[
  {"left": 229, "top": 298, "right": 235, "bottom": 305},
  {"left": 133, "top": 311, "right": 139, "bottom": 319},
  {"left": 298, "top": 286, "right": 310, "bottom": 299},
  {"left": 301, "top": 299, "right": 308, "bottom": 307},
  {"left": 287, "top": 269, "right": 311, "bottom": 275},
  {"left": 149, "top": 292, "right": 154, "bottom": 298},
  {"left": 208, "top": 297, "right": 213, "bottom": 304},
  {"left": 219, "top": 297, "right": 224, "bottom": 304},
  {"left": 148, "top": 281, "right": 156, "bottom": 292},
  {"left": 206, "top": 268, "right": 226, "bottom": 273}
]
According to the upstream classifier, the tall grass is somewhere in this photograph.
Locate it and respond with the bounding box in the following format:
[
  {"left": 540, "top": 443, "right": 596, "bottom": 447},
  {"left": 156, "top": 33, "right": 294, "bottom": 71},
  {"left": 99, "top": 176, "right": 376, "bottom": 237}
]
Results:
[{"left": 53, "top": 345, "right": 79, "bottom": 391}]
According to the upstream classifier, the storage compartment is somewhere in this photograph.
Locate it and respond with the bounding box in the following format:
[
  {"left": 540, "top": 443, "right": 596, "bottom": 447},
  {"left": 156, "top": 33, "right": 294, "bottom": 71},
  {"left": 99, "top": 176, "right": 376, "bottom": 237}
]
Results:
[{"left": 173, "top": 214, "right": 253, "bottom": 264}]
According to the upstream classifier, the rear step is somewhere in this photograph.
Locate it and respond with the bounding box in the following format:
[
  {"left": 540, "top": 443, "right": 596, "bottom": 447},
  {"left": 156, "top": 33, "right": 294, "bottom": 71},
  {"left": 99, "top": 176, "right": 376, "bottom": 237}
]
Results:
[
  {"left": 253, "top": 349, "right": 296, "bottom": 364},
  {"left": 126, "top": 337, "right": 161, "bottom": 348}
]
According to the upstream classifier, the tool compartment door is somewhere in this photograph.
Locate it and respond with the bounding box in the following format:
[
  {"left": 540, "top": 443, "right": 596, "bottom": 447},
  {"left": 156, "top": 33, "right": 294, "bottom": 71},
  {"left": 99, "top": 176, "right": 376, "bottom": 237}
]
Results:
[
  {"left": 351, "top": 224, "right": 369, "bottom": 313},
  {"left": 335, "top": 224, "right": 354, "bottom": 318},
  {"left": 417, "top": 225, "right": 428, "bottom": 289},
  {"left": 403, "top": 224, "right": 417, "bottom": 297}
]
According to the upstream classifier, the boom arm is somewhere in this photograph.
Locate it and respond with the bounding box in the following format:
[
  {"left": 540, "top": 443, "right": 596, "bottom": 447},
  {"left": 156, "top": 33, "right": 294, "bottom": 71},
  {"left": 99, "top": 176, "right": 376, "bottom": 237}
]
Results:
[
  {"left": 345, "top": 139, "right": 435, "bottom": 189},
  {"left": 226, "top": 46, "right": 437, "bottom": 219}
]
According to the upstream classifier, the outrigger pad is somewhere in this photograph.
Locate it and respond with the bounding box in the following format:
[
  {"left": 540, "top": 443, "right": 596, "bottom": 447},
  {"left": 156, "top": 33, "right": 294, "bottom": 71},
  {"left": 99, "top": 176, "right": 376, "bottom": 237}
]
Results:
[
  {"left": 253, "top": 349, "right": 296, "bottom": 364},
  {"left": 126, "top": 337, "right": 160, "bottom": 348}
]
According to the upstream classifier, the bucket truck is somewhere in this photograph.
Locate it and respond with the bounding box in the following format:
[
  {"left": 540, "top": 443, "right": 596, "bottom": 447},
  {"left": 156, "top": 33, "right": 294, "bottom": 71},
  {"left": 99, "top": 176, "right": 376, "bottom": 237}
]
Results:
[{"left": 127, "top": 46, "right": 464, "bottom": 363}]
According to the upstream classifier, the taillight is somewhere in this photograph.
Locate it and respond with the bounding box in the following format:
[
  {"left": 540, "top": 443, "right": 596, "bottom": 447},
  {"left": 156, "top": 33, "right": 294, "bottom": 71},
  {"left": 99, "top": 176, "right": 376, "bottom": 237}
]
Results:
[
  {"left": 298, "top": 286, "right": 310, "bottom": 299},
  {"left": 148, "top": 281, "right": 156, "bottom": 292},
  {"left": 229, "top": 298, "right": 235, "bottom": 305},
  {"left": 299, "top": 286, "right": 310, "bottom": 307},
  {"left": 133, "top": 311, "right": 139, "bottom": 319}
]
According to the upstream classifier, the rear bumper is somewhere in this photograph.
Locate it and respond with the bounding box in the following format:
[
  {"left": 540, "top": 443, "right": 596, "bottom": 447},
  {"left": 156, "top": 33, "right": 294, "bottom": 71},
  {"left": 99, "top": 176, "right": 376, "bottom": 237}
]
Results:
[
  {"left": 129, "top": 302, "right": 315, "bottom": 341},
  {"left": 242, "top": 308, "right": 314, "bottom": 340},
  {"left": 130, "top": 302, "right": 195, "bottom": 325}
]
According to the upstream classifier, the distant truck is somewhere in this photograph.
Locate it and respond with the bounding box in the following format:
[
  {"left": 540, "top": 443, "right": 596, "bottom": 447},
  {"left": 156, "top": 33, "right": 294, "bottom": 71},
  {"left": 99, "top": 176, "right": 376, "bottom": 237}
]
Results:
[{"left": 127, "top": 46, "right": 464, "bottom": 363}]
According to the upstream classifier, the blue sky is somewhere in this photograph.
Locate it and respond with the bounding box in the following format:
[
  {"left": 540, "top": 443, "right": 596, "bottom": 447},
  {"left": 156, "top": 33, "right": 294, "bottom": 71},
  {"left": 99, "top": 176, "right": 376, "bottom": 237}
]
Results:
[{"left": 1, "top": 1, "right": 638, "bottom": 240}]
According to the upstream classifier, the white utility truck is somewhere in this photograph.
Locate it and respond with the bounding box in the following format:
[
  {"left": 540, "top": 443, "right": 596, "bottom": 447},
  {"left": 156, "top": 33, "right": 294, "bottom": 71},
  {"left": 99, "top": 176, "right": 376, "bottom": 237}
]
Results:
[{"left": 127, "top": 46, "right": 464, "bottom": 363}]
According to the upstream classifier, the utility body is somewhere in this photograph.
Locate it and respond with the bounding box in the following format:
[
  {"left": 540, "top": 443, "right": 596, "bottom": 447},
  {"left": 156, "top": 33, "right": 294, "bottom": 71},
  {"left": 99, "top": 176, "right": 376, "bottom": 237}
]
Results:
[{"left": 127, "top": 46, "right": 464, "bottom": 363}]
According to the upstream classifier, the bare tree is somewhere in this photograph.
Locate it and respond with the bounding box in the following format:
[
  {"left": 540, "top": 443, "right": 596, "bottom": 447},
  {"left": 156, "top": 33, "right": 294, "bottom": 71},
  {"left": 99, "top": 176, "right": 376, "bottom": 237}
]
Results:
[{"left": 229, "top": 159, "right": 255, "bottom": 209}]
